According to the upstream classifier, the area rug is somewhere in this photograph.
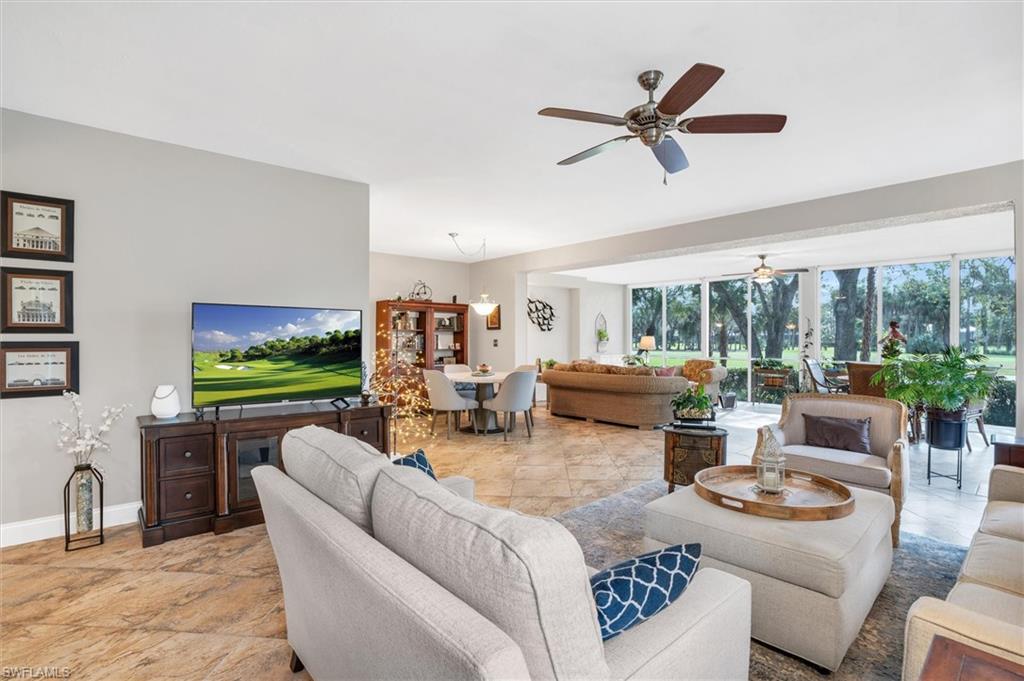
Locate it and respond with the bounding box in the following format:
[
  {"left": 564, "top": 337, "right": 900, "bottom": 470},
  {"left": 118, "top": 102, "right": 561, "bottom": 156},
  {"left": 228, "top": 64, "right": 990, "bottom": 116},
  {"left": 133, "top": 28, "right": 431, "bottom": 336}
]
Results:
[{"left": 554, "top": 480, "right": 967, "bottom": 681}]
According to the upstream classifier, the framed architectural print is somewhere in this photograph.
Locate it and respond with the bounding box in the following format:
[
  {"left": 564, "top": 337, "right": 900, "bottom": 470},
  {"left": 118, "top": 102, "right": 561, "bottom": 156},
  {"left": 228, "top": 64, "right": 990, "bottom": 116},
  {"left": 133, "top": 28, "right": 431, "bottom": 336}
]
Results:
[
  {"left": 1, "top": 191, "right": 75, "bottom": 262},
  {"left": 486, "top": 304, "right": 501, "bottom": 330},
  {"left": 1, "top": 267, "right": 74, "bottom": 333},
  {"left": 1, "top": 341, "right": 79, "bottom": 399}
]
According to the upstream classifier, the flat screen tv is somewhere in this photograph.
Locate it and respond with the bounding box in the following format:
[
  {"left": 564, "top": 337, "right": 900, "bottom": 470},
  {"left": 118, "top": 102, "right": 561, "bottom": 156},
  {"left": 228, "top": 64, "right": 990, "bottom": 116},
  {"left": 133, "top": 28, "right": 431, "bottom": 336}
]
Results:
[{"left": 191, "top": 302, "right": 362, "bottom": 408}]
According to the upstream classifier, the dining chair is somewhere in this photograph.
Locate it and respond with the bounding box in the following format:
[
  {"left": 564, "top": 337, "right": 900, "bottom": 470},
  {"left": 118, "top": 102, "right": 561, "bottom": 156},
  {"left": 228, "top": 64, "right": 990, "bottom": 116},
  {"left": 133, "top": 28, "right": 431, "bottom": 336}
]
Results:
[
  {"left": 514, "top": 363, "right": 539, "bottom": 408},
  {"left": 803, "top": 358, "right": 850, "bottom": 394},
  {"left": 483, "top": 370, "right": 538, "bottom": 441},
  {"left": 423, "top": 370, "right": 479, "bottom": 438},
  {"left": 443, "top": 364, "right": 476, "bottom": 400}
]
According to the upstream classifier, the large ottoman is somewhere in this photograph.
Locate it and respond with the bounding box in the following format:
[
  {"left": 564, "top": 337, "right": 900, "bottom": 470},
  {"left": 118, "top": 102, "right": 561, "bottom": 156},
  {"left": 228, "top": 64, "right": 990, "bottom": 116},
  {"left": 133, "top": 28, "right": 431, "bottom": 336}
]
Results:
[{"left": 643, "top": 485, "right": 894, "bottom": 671}]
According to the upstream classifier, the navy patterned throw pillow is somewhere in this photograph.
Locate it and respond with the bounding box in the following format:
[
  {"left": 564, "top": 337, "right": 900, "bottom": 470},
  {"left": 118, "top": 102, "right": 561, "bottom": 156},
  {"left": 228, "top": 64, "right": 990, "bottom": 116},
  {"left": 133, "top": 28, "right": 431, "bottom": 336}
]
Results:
[
  {"left": 590, "top": 543, "right": 701, "bottom": 640},
  {"left": 392, "top": 449, "right": 437, "bottom": 480}
]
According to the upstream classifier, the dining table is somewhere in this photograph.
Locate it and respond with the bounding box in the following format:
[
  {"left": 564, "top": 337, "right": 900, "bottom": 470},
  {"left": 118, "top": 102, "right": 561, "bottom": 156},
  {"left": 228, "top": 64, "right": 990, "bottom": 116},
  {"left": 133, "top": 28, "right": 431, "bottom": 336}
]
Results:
[{"left": 444, "top": 370, "right": 509, "bottom": 434}]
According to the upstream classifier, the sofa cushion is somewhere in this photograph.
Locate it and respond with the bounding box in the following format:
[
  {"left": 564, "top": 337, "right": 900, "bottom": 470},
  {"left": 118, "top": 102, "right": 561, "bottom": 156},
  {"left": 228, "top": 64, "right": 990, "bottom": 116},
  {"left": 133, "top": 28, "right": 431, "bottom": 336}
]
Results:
[
  {"left": 371, "top": 465, "right": 608, "bottom": 680},
  {"left": 643, "top": 485, "right": 894, "bottom": 598},
  {"left": 980, "top": 501, "right": 1024, "bottom": 542},
  {"left": 392, "top": 449, "right": 436, "bottom": 480},
  {"left": 946, "top": 582, "right": 1024, "bottom": 628},
  {"left": 654, "top": 366, "right": 678, "bottom": 377},
  {"left": 781, "top": 445, "right": 892, "bottom": 489},
  {"left": 803, "top": 414, "right": 872, "bottom": 455},
  {"left": 282, "top": 425, "right": 387, "bottom": 534},
  {"left": 960, "top": 533, "right": 1024, "bottom": 596},
  {"left": 681, "top": 359, "right": 716, "bottom": 383},
  {"left": 590, "top": 544, "right": 701, "bottom": 640}
]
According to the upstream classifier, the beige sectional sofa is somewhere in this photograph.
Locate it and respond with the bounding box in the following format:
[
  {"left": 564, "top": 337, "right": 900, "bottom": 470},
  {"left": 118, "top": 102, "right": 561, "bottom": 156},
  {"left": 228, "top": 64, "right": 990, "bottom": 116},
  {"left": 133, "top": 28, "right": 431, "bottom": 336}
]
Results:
[
  {"left": 901, "top": 464, "right": 1024, "bottom": 680},
  {"left": 543, "top": 363, "right": 691, "bottom": 429},
  {"left": 254, "top": 425, "right": 753, "bottom": 680}
]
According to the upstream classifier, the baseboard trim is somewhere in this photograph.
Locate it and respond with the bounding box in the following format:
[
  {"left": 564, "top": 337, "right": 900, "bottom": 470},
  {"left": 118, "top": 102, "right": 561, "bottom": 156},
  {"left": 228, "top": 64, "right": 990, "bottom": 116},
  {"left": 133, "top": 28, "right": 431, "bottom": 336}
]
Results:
[{"left": 1, "top": 501, "right": 141, "bottom": 547}]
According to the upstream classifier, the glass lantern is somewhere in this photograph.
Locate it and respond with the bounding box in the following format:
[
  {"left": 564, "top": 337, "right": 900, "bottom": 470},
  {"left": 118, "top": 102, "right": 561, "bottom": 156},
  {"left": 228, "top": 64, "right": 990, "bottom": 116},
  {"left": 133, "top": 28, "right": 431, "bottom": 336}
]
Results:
[{"left": 756, "top": 428, "right": 786, "bottom": 494}]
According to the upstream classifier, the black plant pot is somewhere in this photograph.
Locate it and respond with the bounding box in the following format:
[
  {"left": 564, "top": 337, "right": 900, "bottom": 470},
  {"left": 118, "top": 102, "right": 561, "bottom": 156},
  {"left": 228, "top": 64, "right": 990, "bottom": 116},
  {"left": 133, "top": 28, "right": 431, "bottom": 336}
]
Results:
[{"left": 925, "top": 408, "right": 968, "bottom": 450}]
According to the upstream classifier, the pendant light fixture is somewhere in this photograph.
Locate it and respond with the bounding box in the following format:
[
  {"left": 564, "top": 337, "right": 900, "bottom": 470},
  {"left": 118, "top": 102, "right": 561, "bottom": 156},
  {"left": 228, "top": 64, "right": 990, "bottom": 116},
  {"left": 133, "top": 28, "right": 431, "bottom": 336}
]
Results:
[{"left": 449, "top": 232, "right": 498, "bottom": 316}]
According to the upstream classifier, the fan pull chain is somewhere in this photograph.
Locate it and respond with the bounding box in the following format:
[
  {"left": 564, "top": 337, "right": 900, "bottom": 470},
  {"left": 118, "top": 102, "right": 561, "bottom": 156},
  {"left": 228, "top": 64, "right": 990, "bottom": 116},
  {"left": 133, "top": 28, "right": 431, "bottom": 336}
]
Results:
[{"left": 663, "top": 170, "right": 668, "bottom": 186}]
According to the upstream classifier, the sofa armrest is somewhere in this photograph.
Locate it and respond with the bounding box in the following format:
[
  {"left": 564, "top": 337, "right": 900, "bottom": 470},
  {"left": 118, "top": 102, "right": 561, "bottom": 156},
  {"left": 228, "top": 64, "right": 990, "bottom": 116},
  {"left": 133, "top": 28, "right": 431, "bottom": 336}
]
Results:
[
  {"left": 439, "top": 475, "right": 475, "bottom": 500},
  {"left": 888, "top": 439, "right": 909, "bottom": 500},
  {"left": 700, "top": 366, "right": 728, "bottom": 384},
  {"left": 989, "top": 465, "right": 1024, "bottom": 504},
  {"left": 603, "top": 568, "right": 751, "bottom": 681},
  {"left": 903, "top": 596, "right": 1024, "bottom": 681}
]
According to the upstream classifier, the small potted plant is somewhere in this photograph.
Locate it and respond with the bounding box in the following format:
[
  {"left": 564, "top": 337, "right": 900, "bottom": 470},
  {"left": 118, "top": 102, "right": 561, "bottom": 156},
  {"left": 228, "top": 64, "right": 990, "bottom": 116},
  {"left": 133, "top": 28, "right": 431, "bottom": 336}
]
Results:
[
  {"left": 596, "top": 328, "right": 609, "bottom": 352},
  {"left": 671, "top": 384, "right": 714, "bottom": 422},
  {"left": 871, "top": 346, "right": 996, "bottom": 449},
  {"left": 543, "top": 358, "right": 558, "bottom": 371}
]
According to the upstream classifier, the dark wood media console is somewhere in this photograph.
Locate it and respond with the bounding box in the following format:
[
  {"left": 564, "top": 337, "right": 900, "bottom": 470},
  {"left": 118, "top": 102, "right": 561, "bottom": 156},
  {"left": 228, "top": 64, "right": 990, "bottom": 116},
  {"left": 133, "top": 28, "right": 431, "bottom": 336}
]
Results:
[{"left": 137, "top": 402, "right": 391, "bottom": 547}]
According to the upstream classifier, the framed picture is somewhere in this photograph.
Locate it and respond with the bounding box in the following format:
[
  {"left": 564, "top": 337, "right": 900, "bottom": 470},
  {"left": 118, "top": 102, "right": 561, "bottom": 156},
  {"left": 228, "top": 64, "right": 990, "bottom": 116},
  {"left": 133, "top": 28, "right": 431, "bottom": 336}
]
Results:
[
  {"left": 486, "top": 304, "right": 502, "bottom": 330},
  {"left": 1, "top": 267, "right": 74, "bottom": 333},
  {"left": 1, "top": 191, "right": 74, "bottom": 262},
  {"left": 1, "top": 341, "right": 79, "bottom": 398}
]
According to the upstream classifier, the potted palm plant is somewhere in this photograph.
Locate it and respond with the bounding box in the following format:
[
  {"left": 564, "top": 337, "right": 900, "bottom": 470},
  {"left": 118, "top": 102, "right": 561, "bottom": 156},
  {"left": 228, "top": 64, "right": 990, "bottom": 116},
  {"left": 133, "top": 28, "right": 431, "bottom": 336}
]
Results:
[{"left": 871, "top": 346, "right": 996, "bottom": 449}]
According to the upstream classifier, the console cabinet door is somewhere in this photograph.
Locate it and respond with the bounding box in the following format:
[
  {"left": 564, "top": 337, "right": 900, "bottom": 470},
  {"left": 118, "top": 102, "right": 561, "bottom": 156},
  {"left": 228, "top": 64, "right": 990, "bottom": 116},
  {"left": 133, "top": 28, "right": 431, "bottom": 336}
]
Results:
[{"left": 226, "top": 428, "right": 286, "bottom": 511}]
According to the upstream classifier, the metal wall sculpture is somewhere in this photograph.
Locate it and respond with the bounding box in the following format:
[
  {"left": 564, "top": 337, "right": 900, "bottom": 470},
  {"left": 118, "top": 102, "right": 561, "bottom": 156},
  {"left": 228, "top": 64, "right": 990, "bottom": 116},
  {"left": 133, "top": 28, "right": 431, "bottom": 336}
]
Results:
[{"left": 527, "top": 298, "right": 556, "bottom": 331}]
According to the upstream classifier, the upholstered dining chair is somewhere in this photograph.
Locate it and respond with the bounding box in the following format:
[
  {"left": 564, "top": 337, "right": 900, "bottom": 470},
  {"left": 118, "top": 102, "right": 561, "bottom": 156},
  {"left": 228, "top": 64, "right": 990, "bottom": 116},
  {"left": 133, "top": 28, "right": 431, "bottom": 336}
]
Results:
[
  {"left": 423, "top": 370, "right": 478, "bottom": 438},
  {"left": 514, "top": 363, "right": 539, "bottom": 408},
  {"left": 755, "top": 393, "right": 908, "bottom": 546},
  {"left": 803, "top": 358, "right": 850, "bottom": 394},
  {"left": 483, "top": 370, "right": 538, "bottom": 441},
  {"left": 442, "top": 363, "right": 476, "bottom": 400}
]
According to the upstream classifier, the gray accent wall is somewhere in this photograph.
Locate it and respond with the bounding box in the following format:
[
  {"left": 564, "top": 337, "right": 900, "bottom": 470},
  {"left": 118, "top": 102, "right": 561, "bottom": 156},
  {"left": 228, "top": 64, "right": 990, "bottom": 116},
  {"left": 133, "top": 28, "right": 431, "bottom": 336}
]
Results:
[{"left": 0, "top": 110, "right": 369, "bottom": 525}]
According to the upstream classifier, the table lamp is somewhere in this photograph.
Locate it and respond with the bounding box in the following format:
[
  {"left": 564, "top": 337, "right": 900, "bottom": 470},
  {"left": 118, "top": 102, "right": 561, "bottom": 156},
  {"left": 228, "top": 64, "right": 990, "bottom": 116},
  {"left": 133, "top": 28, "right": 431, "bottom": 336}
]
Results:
[{"left": 638, "top": 336, "right": 656, "bottom": 358}]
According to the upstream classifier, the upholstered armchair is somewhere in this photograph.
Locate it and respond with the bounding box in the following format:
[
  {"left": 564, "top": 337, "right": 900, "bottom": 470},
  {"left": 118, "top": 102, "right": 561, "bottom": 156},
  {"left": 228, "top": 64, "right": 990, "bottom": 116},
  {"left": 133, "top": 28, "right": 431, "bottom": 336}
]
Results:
[
  {"left": 755, "top": 393, "right": 908, "bottom": 547},
  {"left": 681, "top": 359, "right": 729, "bottom": 402}
]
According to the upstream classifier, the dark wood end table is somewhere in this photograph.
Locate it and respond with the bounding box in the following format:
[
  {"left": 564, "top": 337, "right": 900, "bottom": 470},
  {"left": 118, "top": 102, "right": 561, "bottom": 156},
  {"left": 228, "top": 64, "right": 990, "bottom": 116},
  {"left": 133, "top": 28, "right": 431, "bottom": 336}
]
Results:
[
  {"left": 993, "top": 434, "right": 1024, "bottom": 468},
  {"left": 663, "top": 425, "right": 728, "bottom": 492},
  {"left": 920, "top": 635, "right": 1024, "bottom": 680}
]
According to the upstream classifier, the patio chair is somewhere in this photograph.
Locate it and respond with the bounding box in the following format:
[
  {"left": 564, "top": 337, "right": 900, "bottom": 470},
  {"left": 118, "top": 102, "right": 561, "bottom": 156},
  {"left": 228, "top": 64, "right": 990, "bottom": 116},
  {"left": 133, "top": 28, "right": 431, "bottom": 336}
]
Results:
[{"left": 803, "top": 358, "right": 850, "bottom": 394}]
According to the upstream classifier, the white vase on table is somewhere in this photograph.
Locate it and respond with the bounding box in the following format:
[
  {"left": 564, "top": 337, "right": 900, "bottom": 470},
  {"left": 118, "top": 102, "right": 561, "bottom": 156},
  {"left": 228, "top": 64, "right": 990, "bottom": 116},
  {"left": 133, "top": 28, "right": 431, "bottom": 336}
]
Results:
[{"left": 150, "top": 385, "right": 181, "bottom": 418}]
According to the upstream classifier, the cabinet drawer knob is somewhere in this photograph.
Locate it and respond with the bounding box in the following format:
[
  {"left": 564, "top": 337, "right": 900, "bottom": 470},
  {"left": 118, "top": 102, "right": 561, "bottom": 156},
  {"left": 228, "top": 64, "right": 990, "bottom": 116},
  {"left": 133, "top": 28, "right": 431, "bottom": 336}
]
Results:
[
  {"left": 184, "top": 451, "right": 193, "bottom": 458},
  {"left": 184, "top": 492, "right": 193, "bottom": 500},
  {"left": 360, "top": 429, "right": 369, "bottom": 436}
]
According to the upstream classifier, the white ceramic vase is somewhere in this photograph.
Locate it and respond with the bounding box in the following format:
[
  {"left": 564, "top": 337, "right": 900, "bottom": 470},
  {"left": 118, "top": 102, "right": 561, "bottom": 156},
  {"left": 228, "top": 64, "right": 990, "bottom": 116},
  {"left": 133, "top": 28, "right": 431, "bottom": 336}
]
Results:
[{"left": 150, "top": 385, "right": 181, "bottom": 418}]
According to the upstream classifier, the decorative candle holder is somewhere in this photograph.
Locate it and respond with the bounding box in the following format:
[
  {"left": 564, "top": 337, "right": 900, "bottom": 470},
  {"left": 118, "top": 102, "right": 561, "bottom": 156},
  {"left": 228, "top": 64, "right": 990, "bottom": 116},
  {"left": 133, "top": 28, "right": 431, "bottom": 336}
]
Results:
[{"left": 755, "top": 426, "right": 786, "bottom": 495}]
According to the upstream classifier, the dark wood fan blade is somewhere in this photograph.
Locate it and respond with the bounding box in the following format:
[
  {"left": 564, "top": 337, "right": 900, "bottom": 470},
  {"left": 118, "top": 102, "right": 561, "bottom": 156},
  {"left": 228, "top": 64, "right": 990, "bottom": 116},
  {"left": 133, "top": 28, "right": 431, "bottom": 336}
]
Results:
[
  {"left": 776, "top": 268, "right": 810, "bottom": 274},
  {"left": 651, "top": 135, "right": 689, "bottom": 173},
  {"left": 680, "top": 114, "right": 787, "bottom": 134},
  {"left": 557, "top": 135, "right": 635, "bottom": 166},
  {"left": 720, "top": 273, "right": 754, "bottom": 278},
  {"left": 538, "top": 107, "right": 627, "bottom": 126},
  {"left": 656, "top": 63, "right": 725, "bottom": 116}
]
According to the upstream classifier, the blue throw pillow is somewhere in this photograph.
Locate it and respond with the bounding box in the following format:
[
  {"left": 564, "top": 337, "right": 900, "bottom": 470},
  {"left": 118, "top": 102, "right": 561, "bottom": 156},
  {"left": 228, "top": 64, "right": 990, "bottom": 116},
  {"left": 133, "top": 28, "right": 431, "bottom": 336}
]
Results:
[
  {"left": 590, "top": 543, "right": 701, "bottom": 640},
  {"left": 393, "top": 449, "right": 437, "bottom": 480}
]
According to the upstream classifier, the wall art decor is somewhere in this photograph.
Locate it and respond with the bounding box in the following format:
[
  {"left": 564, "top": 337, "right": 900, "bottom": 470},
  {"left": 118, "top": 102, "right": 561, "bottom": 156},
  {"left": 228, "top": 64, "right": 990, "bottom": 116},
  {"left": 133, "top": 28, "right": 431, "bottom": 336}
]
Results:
[
  {"left": 595, "top": 312, "right": 609, "bottom": 351},
  {"left": 1, "top": 266, "right": 74, "bottom": 333},
  {"left": 408, "top": 280, "right": 433, "bottom": 301},
  {"left": 486, "top": 304, "right": 502, "bottom": 330},
  {"left": 1, "top": 191, "right": 74, "bottom": 262},
  {"left": 527, "top": 298, "right": 555, "bottom": 331},
  {"left": 1, "top": 341, "right": 80, "bottom": 398}
]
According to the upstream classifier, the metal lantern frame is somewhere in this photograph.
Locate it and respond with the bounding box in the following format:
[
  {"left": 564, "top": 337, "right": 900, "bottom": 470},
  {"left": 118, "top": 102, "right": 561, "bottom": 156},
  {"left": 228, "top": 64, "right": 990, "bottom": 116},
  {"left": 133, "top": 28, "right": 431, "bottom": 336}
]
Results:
[{"left": 63, "top": 463, "right": 104, "bottom": 551}]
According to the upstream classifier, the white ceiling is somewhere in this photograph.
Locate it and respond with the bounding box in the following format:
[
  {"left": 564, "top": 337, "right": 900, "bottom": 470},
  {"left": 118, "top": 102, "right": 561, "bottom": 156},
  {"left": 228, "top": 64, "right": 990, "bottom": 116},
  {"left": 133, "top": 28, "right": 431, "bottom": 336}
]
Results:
[
  {"left": 2, "top": 3, "right": 1021, "bottom": 261},
  {"left": 557, "top": 210, "right": 1016, "bottom": 285}
]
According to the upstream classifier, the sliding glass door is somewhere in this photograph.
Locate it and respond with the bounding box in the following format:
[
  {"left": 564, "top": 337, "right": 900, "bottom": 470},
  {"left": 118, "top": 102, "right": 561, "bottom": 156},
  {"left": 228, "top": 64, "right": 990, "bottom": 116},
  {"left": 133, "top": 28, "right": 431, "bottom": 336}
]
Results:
[{"left": 709, "top": 279, "right": 749, "bottom": 400}]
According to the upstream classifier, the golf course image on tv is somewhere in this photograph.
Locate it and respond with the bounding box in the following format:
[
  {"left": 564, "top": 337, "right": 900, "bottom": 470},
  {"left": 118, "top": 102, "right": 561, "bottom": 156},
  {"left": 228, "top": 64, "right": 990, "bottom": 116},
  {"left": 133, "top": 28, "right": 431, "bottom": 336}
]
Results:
[{"left": 192, "top": 303, "right": 362, "bottom": 407}]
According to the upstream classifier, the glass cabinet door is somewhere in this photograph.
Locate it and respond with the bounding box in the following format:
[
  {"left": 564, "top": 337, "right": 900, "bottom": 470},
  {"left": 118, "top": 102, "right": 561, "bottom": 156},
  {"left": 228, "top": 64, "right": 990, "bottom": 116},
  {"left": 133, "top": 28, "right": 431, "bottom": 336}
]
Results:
[{"left": 234, "top": 434, "right": 280, "bottom": 506}]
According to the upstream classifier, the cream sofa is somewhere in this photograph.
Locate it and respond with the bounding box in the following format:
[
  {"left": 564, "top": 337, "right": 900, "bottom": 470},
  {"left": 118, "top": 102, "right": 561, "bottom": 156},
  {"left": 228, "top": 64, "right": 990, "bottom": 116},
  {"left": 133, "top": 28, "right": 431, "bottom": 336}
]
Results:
[
  {"left": 254, "top": 425, "right": 753, "bottom": 680},
  {"left": 757, "top": 393, "right": 908, "bottom": 546},
  {"left": 901, "top": 465, "right": 1024, "bottom": 680},
  {"left": 543, "top": 364, "right": 691, "bottom": 429}
]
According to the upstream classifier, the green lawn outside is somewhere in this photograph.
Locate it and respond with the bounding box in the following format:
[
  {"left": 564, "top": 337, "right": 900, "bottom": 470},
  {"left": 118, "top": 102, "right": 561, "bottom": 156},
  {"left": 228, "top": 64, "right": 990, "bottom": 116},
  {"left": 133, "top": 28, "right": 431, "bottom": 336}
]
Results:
[{"left": 193, "top": 351, "right": 361, "bottom": 406}]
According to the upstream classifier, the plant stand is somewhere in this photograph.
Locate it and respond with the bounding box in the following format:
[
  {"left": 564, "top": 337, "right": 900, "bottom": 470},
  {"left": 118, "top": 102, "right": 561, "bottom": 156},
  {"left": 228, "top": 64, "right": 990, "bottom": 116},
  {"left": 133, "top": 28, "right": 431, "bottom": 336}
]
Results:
[
  {"left": 927, "top": 444, "right": 963, "bottom": 489},
  {"left": 925, "top": 412, "right": 968, "bottom": 489}
]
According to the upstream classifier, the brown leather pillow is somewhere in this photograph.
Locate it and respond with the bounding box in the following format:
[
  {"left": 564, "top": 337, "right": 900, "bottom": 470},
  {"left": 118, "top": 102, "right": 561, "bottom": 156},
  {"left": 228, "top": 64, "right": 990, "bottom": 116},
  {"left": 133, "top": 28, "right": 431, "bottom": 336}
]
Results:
[{"left": 803, "top": 414, "right": 872, "bottom": 455}]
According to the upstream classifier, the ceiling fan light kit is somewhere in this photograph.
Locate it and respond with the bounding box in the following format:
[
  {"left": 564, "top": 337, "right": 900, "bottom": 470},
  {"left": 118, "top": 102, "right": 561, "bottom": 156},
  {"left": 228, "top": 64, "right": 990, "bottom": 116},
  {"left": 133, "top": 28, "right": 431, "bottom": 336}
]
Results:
[{"left": 538, "top": 62, "right": 787, "bottom": 179}]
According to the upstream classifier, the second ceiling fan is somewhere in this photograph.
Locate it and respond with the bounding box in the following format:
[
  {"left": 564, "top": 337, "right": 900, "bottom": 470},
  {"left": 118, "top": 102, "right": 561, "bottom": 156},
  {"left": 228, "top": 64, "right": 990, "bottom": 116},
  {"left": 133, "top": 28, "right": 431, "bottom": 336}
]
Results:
[
  {"left": 538, "top": 63, "right": 787, "bottom": 176},
  {"left": 723, "top": 255, "right": 809, "bottom": 283}
]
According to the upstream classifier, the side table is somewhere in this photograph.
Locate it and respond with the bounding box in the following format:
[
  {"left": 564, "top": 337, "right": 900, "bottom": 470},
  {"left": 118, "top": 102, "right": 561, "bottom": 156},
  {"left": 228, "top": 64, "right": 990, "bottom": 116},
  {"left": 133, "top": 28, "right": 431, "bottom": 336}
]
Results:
[
  {"left": 919, "top": 635, "right": 1024, "bottom": 680},
  {"left": 663, "top": 425, "right": 728, "bottom": 492},
  {"left": 993, "top": 434, "right": 1024, "bottom": 468}
]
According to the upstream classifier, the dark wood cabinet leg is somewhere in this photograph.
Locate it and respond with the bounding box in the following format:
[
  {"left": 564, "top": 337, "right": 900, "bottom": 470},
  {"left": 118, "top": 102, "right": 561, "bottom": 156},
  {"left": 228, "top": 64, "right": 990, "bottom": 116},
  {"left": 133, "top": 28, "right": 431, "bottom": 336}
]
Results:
[{"left": 289, "top": 650, "right": 304, "bottom": 673}]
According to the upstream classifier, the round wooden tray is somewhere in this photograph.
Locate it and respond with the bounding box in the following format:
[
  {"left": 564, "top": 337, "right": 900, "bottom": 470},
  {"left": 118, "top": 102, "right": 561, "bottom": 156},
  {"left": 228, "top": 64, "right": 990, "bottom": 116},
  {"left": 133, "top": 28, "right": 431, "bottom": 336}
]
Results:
[{"left": 693, "top": 465, "right": 855, "bottom": 520}]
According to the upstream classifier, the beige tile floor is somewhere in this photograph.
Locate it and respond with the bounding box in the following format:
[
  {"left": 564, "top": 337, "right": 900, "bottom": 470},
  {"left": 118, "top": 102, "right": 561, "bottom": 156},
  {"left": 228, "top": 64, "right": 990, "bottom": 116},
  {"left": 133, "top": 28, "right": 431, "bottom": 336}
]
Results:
[{"left": 0, "top": 403, "right": 1004, "bottom": 678}]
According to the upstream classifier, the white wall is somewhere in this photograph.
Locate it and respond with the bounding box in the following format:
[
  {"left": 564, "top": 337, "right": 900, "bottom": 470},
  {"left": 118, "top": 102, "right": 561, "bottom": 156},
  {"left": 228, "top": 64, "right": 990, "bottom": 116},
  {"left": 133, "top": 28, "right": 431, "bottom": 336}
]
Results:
[
  {"left": 369, "top": 252, "right": 470, "bottom": 307},
  {"left": 0, "top": 110, "right": 370, "bottom": 533},
  {"left": 525, "top": 285, "right": 572, "bottom": 365}
]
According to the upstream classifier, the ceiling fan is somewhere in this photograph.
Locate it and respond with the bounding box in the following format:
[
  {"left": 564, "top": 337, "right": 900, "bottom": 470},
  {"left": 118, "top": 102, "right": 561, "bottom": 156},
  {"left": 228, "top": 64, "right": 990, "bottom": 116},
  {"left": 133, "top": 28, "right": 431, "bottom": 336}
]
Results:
[
  {"left": 723, "top": 255, "right": 809, "bottom": 283},
  {"left": 538, "top": 63, "right": 786, "bottom": 177}
]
